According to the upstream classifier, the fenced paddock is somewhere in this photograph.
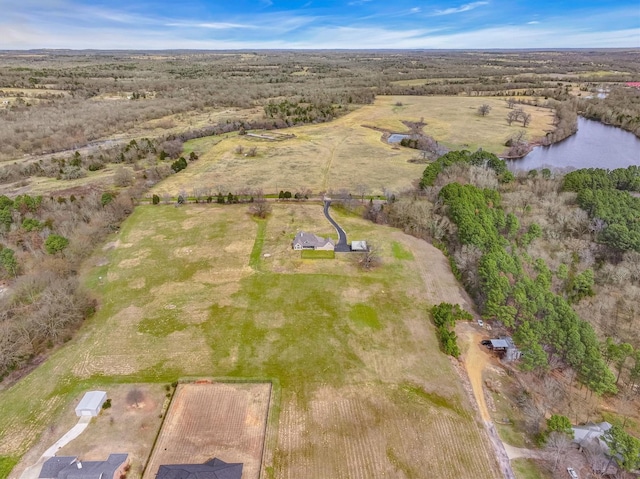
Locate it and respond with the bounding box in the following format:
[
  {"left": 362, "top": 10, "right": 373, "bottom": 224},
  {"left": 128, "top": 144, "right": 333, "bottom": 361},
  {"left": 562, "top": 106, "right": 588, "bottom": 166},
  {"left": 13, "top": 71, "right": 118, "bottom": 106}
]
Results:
[{"left": 143, "top": 382, "right": 271, "bottom": 479}]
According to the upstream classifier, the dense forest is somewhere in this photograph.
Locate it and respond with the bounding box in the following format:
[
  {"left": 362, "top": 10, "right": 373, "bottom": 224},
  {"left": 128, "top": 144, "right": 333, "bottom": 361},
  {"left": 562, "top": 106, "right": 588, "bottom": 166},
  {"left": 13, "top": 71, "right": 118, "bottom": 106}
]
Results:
[{"left": 364, "top": 157, "right": 640, "bottom": 451}]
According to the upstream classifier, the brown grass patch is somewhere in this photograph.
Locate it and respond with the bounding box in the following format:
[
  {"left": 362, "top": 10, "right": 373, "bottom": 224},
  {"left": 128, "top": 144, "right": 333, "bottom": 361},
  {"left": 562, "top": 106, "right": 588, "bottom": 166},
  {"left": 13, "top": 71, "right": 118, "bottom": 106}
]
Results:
[
  {"left": 155, "top": 96, "right": 552, "bottom": 197},
  {"left": 143, "top": 383, "right": 271, "bottom": 479},
  {"left": 191, "top": 267, "right": 253, "bottom": 285},
  {"left": 54, "top": 385, "right": 167, "bottom": 479},
  {"left": 129, "top": 277, "right": 146, "bottom": 289},
  {"left": 276, "top": 384, "right": 499, "bottom": 479}
]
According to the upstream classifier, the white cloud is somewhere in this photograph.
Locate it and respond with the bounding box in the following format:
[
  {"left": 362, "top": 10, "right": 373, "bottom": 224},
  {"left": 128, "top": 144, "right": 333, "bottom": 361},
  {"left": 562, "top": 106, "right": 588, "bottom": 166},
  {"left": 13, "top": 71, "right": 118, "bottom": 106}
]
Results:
[
  {"left": 166, "top": 22, "right": 254, "bottom": 29},
  {"left": 2, "top": 23, "right": 637, "bottom": 50},
  {"left": 0, "top": 1, "right": 637, "bottom": 50},
  {"left": 433, "top": 1, "right": 488, "bottom": 16}
]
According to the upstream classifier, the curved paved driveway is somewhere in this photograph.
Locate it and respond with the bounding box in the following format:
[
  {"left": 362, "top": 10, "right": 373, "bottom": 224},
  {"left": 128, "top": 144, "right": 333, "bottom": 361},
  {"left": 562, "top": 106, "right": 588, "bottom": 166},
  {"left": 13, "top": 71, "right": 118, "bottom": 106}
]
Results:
[{"left": 323, "top": 200, "right": 350, "bottom": 252}]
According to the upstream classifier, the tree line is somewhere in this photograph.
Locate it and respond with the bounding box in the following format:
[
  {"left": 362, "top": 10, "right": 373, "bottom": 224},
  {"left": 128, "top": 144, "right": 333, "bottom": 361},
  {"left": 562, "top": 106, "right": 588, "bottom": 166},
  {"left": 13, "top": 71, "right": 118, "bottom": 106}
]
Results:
[{"left": 563, "top": 166, "right": 640, "bottom": 253}]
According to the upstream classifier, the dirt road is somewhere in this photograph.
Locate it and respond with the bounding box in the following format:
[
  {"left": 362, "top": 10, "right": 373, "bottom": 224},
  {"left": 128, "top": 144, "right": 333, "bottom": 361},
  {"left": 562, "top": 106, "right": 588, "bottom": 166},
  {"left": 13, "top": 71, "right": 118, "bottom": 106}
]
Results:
[
  {"left": 460, "top": 325, "right": 491, "bottom": 422},
  {"left": 402, "top": 232, "right": 517, "bottom": 478}
]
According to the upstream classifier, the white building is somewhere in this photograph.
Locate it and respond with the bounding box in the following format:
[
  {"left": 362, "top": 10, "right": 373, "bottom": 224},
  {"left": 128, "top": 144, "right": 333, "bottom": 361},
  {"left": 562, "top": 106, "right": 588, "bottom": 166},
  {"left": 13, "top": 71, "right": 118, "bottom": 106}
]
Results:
[
  {"left": 75, "top": 391, "right": 107, "bottom": 417},
  {"left": 350, "top": 241, "right": 368, "bottom": 251}
]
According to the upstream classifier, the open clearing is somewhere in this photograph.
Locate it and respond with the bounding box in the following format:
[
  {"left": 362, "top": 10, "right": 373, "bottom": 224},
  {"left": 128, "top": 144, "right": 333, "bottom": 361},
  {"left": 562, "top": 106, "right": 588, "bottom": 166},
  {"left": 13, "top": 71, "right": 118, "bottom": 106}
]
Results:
[
  {"left": 154, "top": 95, "right": 553, "bottom": 196},
  {"left": 144, "top": 383, "right": 270, "bottom": 479},
  {"left": 0, "top": 203, "right": 501, "bottom": 479}
]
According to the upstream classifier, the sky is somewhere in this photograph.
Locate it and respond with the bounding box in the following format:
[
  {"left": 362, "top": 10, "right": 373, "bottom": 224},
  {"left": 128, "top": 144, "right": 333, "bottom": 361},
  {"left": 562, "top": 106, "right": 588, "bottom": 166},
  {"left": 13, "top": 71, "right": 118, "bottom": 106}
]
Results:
[{"left": 0, "top": 0, "right": 639, "bottom": 50}]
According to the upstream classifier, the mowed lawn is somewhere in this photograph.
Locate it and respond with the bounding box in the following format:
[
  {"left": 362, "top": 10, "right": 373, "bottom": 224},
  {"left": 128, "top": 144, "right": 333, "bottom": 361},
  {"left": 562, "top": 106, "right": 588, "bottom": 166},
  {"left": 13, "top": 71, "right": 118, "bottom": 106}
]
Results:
[
  {"left": 0, "top": 203, "right": 501, "bottom": 479},
  {"left": 153, "top": 95, "right": 553, "bottom": 197}
]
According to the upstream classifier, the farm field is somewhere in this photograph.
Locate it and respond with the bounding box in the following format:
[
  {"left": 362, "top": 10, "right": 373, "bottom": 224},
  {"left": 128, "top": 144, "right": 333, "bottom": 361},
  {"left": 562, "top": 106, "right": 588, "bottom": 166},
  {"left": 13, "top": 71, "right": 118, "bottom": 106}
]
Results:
[
  {"left": 143, "top": 383, "right": 270, "bottom": 479},
  {"left": 153, "top": 95, "right": 554, "bottom": 197},
  {"left": 0, "top": 202, "right": 501, "bottom": 479}
]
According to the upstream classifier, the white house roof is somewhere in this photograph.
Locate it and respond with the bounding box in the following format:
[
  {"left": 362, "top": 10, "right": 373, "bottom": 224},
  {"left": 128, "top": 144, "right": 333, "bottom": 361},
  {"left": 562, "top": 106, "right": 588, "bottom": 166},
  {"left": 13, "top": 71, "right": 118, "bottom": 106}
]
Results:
[
  {"left": 351, "top": 241, "right": 368, "bottom": 251},
  {"left": 76, "top": 391, "right": 107, "bottom": 411}
]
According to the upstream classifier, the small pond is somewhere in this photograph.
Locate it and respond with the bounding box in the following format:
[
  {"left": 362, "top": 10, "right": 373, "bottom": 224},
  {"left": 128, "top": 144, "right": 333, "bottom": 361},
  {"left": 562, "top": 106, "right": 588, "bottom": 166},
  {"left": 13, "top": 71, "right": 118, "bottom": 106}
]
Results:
[
  {"left": 507, "top": 117, "right": 640, "bottom": 172},
  {"left": 388, "top": 134, "right": 410, "bottom": 143}
]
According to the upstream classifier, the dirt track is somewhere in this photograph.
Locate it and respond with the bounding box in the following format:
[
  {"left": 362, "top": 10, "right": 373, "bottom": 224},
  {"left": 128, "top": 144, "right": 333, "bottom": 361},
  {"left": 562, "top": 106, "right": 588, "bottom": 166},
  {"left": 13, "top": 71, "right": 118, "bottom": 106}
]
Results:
[
  {"left": 460, "top": 326, "right": 491, "bottom": 422},
  {"left": 399, "top": 232, "right": 517, "bottom": 479}
]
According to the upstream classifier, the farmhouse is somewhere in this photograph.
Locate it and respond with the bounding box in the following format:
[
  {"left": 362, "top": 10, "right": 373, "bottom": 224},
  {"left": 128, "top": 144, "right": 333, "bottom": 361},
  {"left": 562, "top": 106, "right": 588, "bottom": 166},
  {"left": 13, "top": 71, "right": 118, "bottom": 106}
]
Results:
[
  {"left": 292, "top": 231, "right": 335, "bottom": 251},
  {"left": 573, "top": 421, "right": 612, "bottom": 451},
  {"left": 486, "top": 337, "right": 522, "bottom": 362},
  {"left": 75, "top": 391, "right": 107, "bottom": 417},
  {"left": 156, "top": 458, "right": 242, "bottom": 479},
  {"left": 39, "top": 454, "right": 129, "bottom": 479}
]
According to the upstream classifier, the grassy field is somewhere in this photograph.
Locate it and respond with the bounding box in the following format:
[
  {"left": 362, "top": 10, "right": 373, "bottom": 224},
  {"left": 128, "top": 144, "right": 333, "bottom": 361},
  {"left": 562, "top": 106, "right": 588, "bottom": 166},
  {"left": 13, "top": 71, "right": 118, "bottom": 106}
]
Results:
[
  {"left": 0, "top": 202, "right": 501, "bottom": 479},
  {"left": 512, "top": 458, "right": 553, "bottom": 479},
  {"left": 390, "top": 78, "right": 469, "bottom": 86},
  {"left": 153, "top": 95, "right": 553, "bottom": 197},
  {"left": 300, "top": 249, "right": 335, "bottom": 259},
  {"left": 144, "top": 383, "right": 270, "bottom": 479}
]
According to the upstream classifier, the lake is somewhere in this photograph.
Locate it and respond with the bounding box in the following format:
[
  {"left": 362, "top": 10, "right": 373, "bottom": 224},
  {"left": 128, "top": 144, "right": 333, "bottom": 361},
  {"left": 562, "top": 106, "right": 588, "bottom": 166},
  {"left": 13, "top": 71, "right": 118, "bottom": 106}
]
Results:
[{"left": 507, "top": 117, "right": 640, "bottom": 173}]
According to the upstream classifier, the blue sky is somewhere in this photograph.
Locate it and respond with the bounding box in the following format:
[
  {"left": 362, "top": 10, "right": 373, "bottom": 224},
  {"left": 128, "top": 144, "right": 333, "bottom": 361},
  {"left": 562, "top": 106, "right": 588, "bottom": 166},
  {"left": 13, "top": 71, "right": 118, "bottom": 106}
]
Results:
[{"left": 1, "top": 0, "right": 639, "bottom": 49}]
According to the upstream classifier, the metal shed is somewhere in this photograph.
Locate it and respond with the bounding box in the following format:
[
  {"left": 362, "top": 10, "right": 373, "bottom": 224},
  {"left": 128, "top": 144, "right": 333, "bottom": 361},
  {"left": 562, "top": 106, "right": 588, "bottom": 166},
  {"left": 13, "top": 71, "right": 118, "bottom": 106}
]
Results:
[
  {"left": 350, "top": 241, "right": 368, "bottom": 251},
  {"left": 75, "top": 391, "right": 107, "bottom": 417}
]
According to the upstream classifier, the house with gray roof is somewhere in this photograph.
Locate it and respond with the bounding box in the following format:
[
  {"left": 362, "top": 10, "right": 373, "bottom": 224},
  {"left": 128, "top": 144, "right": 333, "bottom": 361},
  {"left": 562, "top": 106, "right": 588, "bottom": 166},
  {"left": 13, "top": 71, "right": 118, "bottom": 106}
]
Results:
[
  {"left": 487, "top": 337, "right": 522, "bottom": 362},
  {"left": 292, "top": 231, "right": 335, "bottom": 251},
  {"left": 572, "top": 421, "right": 612, "bottom": 452},
  {"left": 39, "top": 454, "right": 128, "bottom": 479},
  {"left": 155, "top": 458, "right": 242, "bottom": 479}
]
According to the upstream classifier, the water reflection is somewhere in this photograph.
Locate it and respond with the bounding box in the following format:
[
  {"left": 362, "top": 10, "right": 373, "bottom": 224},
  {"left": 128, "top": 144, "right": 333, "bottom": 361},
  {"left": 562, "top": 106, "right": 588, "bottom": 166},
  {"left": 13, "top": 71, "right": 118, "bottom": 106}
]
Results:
[{"left": 507, "top": 118, "right": 640, "bottom": 173}]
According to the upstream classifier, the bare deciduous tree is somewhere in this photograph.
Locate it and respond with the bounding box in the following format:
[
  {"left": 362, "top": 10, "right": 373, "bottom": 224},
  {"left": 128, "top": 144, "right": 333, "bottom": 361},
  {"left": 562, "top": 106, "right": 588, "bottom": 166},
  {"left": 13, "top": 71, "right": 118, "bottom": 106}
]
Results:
[
  {"left": 546, "top": 431, "right": 573, "bottom": 471},
  {"left": 127, "top": 388, "right": 145, "bottom": 408},
  {"left": 355, "top": 183, "right": 368, "bottom": 203},
  {"left": 113, "top": 166, "right": 134, "bottom": 187},
  {"left": 478, "top": 104, "right": 492, "bottom": 116},
  {"left": 358, "top": 244, "right": 379, "bottom": 270},
  {"left": 248, "top": 194, "right": 272, "bottom": 219}
]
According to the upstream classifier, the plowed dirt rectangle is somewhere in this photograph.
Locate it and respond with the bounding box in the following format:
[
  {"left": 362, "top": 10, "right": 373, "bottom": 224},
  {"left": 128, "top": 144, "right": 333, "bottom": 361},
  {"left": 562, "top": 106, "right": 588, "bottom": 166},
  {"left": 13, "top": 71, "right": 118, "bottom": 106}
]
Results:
[{"left": 143, "top": 382, "right": 271, "bottom": 479}]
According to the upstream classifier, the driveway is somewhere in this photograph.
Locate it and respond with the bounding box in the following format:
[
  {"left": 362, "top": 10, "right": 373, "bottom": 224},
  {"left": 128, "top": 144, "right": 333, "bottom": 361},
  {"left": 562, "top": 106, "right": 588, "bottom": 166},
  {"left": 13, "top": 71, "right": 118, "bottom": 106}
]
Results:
[
  {"left": 19, "top": 416, "right": 91, "bottom": 479},
  {"left": 323, "top": 200, "right": 351, "bottom": 252}
]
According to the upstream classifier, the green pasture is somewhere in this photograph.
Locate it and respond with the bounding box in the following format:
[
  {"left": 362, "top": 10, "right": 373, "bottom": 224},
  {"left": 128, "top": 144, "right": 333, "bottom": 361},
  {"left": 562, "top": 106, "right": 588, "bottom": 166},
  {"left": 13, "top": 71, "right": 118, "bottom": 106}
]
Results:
[{"left": 0, "top": 203, "right": 500, "bottom": 478}]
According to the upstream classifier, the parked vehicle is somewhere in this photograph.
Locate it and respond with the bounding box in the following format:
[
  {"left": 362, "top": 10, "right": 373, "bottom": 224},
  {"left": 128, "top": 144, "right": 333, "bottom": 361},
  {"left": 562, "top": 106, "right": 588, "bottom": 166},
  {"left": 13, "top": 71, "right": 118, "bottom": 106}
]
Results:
[{"left": 567, "top": 467, "right": 578, "bottom": 479}]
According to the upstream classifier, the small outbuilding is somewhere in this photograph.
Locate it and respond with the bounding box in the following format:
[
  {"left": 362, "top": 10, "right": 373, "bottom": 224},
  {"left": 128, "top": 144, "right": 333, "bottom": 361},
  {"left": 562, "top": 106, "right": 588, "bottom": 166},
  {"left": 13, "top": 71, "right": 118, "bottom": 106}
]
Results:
[
  {"left": 75, "top": 391, "right": 107, "bottom": 417},
  {"left": 350, "top": 241, "right": 368, "bottom": 251},
  {"left": 487, "top": 337, "right": 522, "bottom": 362}
]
